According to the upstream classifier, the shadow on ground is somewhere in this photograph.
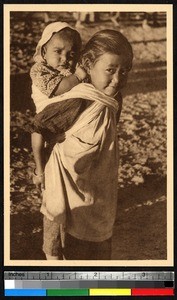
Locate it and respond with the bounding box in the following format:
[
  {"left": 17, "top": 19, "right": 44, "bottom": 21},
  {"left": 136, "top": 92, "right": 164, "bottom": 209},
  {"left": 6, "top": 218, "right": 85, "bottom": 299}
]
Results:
[
  {"left": 112, "top": 176, "right": 166, "bottom": 260},
  {"left": 10, "top": 211, "right": 45, "bottom": 260},
  {"left": 10, "top": 175, "right": 166, "bottom": 261}
]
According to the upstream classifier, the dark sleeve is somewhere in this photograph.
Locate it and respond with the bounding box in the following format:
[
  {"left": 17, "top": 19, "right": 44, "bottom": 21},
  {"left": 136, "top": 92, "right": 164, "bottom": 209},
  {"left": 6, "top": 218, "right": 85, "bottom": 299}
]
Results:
[
  {"left": 30, "top": 63, "right": 63, "bottom": 98},
  {"left": 33, "top": 98, "right": 92, "bottom": 142}
]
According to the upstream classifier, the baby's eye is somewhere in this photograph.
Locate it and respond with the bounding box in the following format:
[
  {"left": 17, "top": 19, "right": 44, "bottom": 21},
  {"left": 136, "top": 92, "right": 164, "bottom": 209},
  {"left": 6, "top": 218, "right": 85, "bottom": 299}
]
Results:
[{"left": 54, "top": 49, "right": 62, "bottom": 54}]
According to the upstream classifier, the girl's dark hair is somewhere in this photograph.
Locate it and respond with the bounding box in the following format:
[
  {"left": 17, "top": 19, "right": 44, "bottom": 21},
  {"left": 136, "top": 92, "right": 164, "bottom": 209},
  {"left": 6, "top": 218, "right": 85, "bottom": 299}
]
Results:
[{"left": 81, "top": 29, "right": 133, "bottom": 69}]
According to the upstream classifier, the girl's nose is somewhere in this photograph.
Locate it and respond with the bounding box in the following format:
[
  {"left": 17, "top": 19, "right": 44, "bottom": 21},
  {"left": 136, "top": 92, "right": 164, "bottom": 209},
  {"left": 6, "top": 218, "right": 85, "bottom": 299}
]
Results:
[{"left": 112, "top": 72, "right": 119, "bottom": 84}]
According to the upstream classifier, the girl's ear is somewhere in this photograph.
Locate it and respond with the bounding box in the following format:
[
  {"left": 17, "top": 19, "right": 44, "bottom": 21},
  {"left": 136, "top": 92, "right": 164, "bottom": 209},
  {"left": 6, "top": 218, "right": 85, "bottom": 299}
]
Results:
[{"left": 81, "top": 57, "right": 92, "bottom": 74}]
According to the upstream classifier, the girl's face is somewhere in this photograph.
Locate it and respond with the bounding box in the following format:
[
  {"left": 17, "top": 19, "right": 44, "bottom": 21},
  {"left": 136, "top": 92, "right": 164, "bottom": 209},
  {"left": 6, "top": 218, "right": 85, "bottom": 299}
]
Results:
[
  {"left": 43, "top": 32, "right": 78, "bottom": 71},
  {"left": 89, "top": 52, "right": 132, "bottom": 97}
]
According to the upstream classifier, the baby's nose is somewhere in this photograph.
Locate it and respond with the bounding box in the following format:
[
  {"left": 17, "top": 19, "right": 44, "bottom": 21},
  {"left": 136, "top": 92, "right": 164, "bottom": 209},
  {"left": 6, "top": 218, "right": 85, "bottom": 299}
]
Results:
[{"left": 60, "top": 52, "right": 67, "bottom": 63}]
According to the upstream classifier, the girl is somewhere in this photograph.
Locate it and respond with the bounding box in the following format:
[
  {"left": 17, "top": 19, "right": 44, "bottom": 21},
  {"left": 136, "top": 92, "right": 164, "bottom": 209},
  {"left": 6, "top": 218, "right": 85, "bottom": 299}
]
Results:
[{"left": 33, "top": 29, "right": 133, "bottom": 260}]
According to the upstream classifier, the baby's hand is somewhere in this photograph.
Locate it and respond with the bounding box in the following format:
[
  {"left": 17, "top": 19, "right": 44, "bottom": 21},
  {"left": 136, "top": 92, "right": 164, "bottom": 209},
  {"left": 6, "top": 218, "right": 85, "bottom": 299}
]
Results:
[
  {"left": 57, "top": 66, "right": 72, "bottom": 77},
  {"left": 32, "top": 170, "right": 45, "bottom": 191},
  {"left": 75, "top": 65, "right": 87, "bottom": 82}
]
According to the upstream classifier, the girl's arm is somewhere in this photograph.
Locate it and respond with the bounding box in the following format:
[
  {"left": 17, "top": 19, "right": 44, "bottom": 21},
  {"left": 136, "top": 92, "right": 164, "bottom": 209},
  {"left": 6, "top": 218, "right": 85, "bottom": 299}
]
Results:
[
  {"left": 31, "top": 132, "right": 45, "bottom": 190},
  {"left": 53, "top": 66, "right": 87, "bottom": 96}
]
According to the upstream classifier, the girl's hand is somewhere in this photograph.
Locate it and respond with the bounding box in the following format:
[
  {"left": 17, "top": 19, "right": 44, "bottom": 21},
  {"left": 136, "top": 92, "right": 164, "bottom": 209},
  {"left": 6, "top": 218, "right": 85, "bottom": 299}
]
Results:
[{"left": 32, "top": 170, "right": 45, "bottom": 191}]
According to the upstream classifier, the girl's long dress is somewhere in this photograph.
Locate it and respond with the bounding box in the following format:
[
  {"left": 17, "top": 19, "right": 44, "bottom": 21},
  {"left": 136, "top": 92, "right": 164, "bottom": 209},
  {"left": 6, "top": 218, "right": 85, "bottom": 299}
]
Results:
[{"left": 34, "top": 83, "right": 120, "bottom": 242}]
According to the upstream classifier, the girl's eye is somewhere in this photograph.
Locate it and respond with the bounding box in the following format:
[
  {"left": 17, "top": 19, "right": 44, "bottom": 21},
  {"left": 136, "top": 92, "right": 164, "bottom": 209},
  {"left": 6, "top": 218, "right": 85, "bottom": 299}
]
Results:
[
  {"left": 69, "top": 52, "right": 76, "bottom": 58},
  {"left": 120, "top": 70, "right": 128, "bottom": 76},
  {"left": 106, "top": 69, "right": 115, "bottom": 74}
]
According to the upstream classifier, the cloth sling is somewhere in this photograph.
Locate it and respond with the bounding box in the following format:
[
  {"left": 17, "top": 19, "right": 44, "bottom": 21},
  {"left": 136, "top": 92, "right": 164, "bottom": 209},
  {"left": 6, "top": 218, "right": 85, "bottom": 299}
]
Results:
[
  {"left": 40, "top": 84, "right": 119, "bottom": 242},
  {"left": 31, "top": 82, "right": 118, "bottom": 113}
]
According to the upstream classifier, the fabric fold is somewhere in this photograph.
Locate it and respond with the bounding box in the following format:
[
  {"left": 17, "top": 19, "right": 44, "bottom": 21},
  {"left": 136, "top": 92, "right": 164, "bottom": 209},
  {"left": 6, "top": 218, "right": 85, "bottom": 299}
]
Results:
[{"left": 32, "top": 83, "right": 119, "bottom": 114}]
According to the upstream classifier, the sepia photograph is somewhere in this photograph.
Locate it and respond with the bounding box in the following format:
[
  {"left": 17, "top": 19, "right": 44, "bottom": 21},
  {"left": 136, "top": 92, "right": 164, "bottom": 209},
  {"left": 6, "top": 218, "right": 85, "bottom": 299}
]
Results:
[{"left": 4, "top": 4, "right": 173, "bottom": 266}]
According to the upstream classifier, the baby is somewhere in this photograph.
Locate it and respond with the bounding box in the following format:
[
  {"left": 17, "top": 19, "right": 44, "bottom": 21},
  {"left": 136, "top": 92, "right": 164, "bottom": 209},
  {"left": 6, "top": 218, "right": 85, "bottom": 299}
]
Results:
[
  {"left": 30, "top": 22, "right": 87, "bottom": 190},
  {"left": 30, "top": 22, "right": 88, "bottom": 260}
]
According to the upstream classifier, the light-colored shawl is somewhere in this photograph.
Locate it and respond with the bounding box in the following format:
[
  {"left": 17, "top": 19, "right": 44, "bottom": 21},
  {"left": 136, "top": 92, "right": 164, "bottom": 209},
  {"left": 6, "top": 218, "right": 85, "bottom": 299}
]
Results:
[
  {"left": 40, "top": 83, "right": 119, "bottom": 235},
  {"left": 31, "top": 83, "right": 118, "bottom": 113}
]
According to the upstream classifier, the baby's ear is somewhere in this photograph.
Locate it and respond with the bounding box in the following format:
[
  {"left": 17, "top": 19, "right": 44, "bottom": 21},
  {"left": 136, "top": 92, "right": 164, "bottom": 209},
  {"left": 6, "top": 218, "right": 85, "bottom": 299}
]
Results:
[{"left": 41, "top": 46, "right": 46, "bottom": 59}]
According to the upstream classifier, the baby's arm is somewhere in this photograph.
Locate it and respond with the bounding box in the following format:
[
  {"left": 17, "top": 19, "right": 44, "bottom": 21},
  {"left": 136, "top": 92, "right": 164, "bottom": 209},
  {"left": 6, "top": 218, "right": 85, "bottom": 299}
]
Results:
[
  {"left": 54, "top": 65, "right": 87, "bottom": 96},
  {"left": 30, "top": 63, "right": 87, "bottom": 98},
  {"left": 31, "top": 132, "right": 45, "bottom": 190}
]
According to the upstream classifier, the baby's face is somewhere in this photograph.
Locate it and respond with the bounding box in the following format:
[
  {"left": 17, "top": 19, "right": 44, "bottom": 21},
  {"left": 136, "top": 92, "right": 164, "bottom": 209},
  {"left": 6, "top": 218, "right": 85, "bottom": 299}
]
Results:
[
  {"left": 43, "top": 32, "right": 78, "bottom": 71},
  {"left": 89, "top": 52, "right": 132, "bottom": 97}
]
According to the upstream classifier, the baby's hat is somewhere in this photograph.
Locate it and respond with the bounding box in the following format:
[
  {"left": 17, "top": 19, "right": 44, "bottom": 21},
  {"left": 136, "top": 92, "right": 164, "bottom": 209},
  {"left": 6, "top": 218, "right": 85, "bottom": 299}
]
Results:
[{"left": 33, "top": 21, "right": 73, "bottom": 63}]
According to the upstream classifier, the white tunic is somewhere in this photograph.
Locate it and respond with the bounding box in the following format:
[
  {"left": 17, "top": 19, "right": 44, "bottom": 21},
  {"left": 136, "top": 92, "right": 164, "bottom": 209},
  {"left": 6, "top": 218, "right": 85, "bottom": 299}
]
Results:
[{"left": 41, "top": 83, "right": 119, "bottom": 242}]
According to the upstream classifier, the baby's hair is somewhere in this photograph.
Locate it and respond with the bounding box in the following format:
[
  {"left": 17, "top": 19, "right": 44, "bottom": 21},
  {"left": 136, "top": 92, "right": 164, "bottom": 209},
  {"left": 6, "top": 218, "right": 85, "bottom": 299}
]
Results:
[
  {"left": 81, "top": 29, "right": 133, "bottom": 70},
  {"left": 43, "top": 27, "right": 82, "bottom": 51}
]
